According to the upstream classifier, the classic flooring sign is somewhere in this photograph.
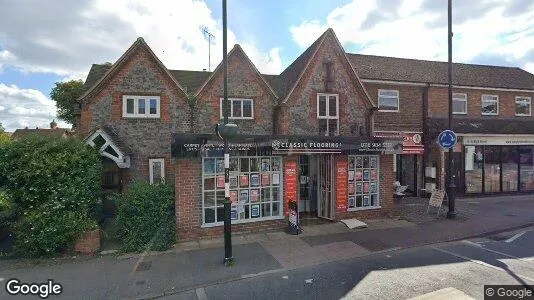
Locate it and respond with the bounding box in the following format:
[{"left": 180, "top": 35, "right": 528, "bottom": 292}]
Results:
[
  {"left": 284, "top": 160, "right": 297, "bottom": 216},
  {"left": 336, "top": 160, "right": 348, "bottom": 211}
]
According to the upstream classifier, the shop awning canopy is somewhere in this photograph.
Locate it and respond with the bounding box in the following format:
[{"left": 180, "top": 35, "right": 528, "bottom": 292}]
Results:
[
  {"left": 427, "top": 118, "right": 534, "bottom": 138},
  {"left": 171, "top": 133, "right": 404, "bottom": 157}
]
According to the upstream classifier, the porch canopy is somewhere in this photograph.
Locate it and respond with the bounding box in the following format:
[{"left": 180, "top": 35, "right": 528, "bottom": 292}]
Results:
[
  {"left": 171, "top": 133, "right": 403, "bottom": 158},
  {"left": 85, "top": 127, "right": 131, "bottom": 168}
]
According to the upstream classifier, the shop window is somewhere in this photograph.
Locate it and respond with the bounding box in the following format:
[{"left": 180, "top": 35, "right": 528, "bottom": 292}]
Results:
[
  {"left": 347, "top": 155, "right": 380, "bottom": 210},
  {"left": 502, "top": 147, "right": 518, "bottom": 192},
  {"left": 149, "top": 158, "right": 165, "bottom": 184},
  {"left": 465, "top": 146, "right": 483, "bottom": 193},
  {"left": 484, "top": 146, "right": 501, "bottom": 193},
  {"left": 481, "top": 94, "right": 499, "bottom": 115},
  {"left": 452, "top": 93, "right": 467, "bottom": 114},
  {"left": 515, "top": 96, "right": 531, "bottom": 116},
  {"left": 378, "top": 90, "right": 399, "bottom": 112},
  {"left": 219, "top": 98, "right": 254, "bottom": 119},
  {"left": 122, "top": 95, "right": 160, "bottom": 118},
  {"left": 202, "top": 156, "right": 283, "bottom": 226},
  {"left": 317, "top": 94, "right": 339, "bottom": 136},
  {"left": 520, "top": 146, "right": 534, "bottom": 191}
]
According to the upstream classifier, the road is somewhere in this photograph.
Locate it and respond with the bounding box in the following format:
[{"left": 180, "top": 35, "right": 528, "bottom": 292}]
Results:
[{"left": 169, "top": 228, "right": 534, "bottom": 300}]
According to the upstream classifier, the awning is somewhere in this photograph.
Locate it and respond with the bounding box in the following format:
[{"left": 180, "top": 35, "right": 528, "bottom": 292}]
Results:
[
  {"left": 171, "top": 133, "right": 404, "bottom": 157},
  {"left": 374, "top": 131, "right": 424, "bottom": 155}
]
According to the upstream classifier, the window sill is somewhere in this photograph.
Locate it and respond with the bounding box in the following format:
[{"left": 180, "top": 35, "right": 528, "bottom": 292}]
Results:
[
  {"left": 122, "top": 116, "right": 161, "bottom": 119},
  {"left": 377, "top": 110, "right": 399, "bottom": 113},
  {"left": 516, "top": 114, "right": 531, "bottom": 117},
  {"left": 347, "top": 206, "right": 382, "bottom": 212},
  {"left": 452, "top": 112, "right": 467, "bottom": 115},
  {"left": 201, "top": 215, "right": 284, "bottom": 228},
  {"left": 481, "top": 113, "right": 499, "bottom": 116}
]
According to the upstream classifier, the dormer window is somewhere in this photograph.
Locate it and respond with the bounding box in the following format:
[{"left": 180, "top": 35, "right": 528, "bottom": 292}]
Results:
[{"left": 123, "top": 95, "right": 160, "bottom": 118}]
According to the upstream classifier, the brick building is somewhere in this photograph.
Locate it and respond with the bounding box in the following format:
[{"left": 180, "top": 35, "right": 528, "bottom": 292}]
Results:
[{"left": 77, "top": 28, "right": 534, "bottom": 239}]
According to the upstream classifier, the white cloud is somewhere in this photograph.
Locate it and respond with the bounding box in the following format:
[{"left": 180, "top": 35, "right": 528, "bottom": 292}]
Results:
[
  {"left": 0, "top": 84, "right": 70, "bottom": 132},
  {"left": 0, "top": 0, "right": 282, "bottom": 79},
  {"left": 289, "top": 0, "right": 534, "bottom": 71}
]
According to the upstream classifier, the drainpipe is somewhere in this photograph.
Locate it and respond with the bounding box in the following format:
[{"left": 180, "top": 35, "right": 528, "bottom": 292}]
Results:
[{"left": 422, "top": 83, "right": 430, "bottom": 190}]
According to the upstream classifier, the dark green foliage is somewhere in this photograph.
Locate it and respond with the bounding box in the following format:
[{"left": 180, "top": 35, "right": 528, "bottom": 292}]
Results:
[
  {"left": 0, "top": 189, "right": 16, "bottom": 229},
  {"left": 0, "top": 135, "right": 101, "bottom": 257},
  {"left": 116, "top": 180, "right": 175, "bottom": 252},
  {"left": 50, "top": 79, "right": 85, "bottom": 125}
]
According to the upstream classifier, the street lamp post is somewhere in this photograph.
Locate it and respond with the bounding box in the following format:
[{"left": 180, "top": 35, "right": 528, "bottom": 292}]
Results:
[
  {"left": 222, "top": 0, "right": 234, "bottom": 265},
  {"left": 446, "top": 0, "right": 457, "bottom": 219}
]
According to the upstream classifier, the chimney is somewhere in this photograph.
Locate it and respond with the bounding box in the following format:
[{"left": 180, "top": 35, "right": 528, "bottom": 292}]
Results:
[{"left": 50, "top": 119, "right": 58, "bottom": 129}]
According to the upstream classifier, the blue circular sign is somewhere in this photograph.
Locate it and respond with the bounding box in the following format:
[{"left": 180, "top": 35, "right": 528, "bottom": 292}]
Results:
[{"left": 438, "top": 130, "right": 457, "bottom": 149}]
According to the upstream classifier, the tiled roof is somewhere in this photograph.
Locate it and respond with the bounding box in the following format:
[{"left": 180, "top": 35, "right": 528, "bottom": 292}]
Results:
[
  {"left": 12, "top": 128, "right": 70, "bottom": 139},
  {"left": 168, "top": 70, "right": 212, "bottom": 95},
  {"left": 348, "top": 54, "right": 534, "bottom": 90},
  {"left": 83, "top": 63, "right": 112, "bottom": 92}
]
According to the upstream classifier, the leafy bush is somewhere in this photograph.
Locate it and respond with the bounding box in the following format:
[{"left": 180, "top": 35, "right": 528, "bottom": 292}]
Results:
[
  {"left": 12, "top": 206, "right": 97, "bottom": 257},
  {"left": 0, "top": 135, "right": 101, "bottom": 257},
  {"left": 0, "top": 189, "right": 16, "bottom": 229},
  {"left": 116, "top": 180, "right": 175, "bottom": 252}
]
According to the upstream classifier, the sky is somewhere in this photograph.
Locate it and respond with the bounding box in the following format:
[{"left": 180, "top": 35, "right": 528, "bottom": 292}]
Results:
[{"left": 0, "top": 0, "right": 533, "bottom": 132}]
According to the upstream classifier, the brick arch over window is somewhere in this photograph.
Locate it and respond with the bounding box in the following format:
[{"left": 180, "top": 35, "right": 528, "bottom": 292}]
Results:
[{"left": 85, "top": 129, "right": 130, "bottom": 168}]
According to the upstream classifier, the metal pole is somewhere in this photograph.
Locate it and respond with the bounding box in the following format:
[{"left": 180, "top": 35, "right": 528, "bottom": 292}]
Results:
[
  {"left": 222, "top": 0, "right": 233, "bottom": 264},
  {"left": 446, "top": 0, "right": 457, "bottom": 218}
]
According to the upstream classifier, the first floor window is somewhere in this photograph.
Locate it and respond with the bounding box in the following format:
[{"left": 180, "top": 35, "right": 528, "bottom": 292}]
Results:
[
  {"left": 378, "top": 90, "right": 399, "bottom": 112},
  {"left": 347, "top": 155, "right": 380, "bottom": 209},
  {"left": 481, "top": 94, "right": 499, "bottom": 115},
  {"left": 220, "top": 98, "right": 254, "bottom": 119},
  {"left": 317, "top": 93, "right": 339, "bottom": 136},
  {"left": 123, "top": 95, "right": 161, "bottom": 118},
  {"left": 452, "top": 93, "right": 467, "bottom": 114},
  {"left": 149, "top": 158, "right": 165, "bottom": 184},
  {"left": 516, "top": 96, "right": 531, "bottom": 116},
  {"left": 202, "top": 156, "right": 283, "bottom": 225}
]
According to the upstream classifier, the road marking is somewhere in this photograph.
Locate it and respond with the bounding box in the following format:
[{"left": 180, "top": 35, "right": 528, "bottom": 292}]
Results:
[
  {"left": 462, "top": 240, "right": 534, "bottom": 266},
  {"left": 0, "top": 278, "right": 4, "bottom": 282},
  {"left": 195, "top": 287, "right": 207, "bottom": 300},
  {"left": 408, "top": 287, "right": 474, "bottom": 300},
  {"left": 506, "top": 231, "right": 526, "bottom": 243},
  {"left": 305, "top": 279, "right": 313, "bottom": 284},
  {"left": 282, "top": 276, "right": 288, "bottom": 279},
  {"left": 432, "top": 246, "right": 534, "bottom": 283}
]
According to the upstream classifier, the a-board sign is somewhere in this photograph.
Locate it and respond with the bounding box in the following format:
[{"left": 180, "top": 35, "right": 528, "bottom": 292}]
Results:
[{"left": 428, "top": 189, "right": 446, "bottom": 207}]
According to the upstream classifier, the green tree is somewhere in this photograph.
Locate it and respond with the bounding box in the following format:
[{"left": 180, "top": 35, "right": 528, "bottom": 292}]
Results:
[
  {"left": 50, "top": 80, "right": 85, "bottom": 125},
  {"left": 0, "top": 122, "right": 10, "bottom": 145}
]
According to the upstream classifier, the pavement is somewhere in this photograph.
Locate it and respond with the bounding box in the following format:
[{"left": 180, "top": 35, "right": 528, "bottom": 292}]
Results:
[{"left": 0, "top": 194, "right": 533, "bottom": 299}]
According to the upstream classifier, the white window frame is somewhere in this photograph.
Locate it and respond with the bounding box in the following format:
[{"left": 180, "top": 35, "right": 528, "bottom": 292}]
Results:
[
  {"left": 481, "top": 94, "right": 499, "bottom": 116},
  {"left": 452, "top": 93, "right": 468, "bottom": 115},
  {"left": 219, "top": 98, "right": 254, "bottom": 119},
  {"left": 515, "top": 96, "right": 532, "bottom": 117},
  {"left": 317, "top": 93, "right": 339, "bottom": 136},
  {"left": 149, "top": 158, "right": 165, "bottom": 184},
  {"left": 122, "top": 95, "right": 161, "bottom": 118},
  {"left": 378, "top": 89, "right": 399, "bottom": 112}
]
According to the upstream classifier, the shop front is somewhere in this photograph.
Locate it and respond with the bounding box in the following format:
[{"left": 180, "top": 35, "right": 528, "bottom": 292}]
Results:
[
  {"left": 171, "top": 134, "right": 401, "bottom": 239},
  {"left": 462, "top": 135, "right": 534, "bottom": 194},
  {"left": 374, "top": 131, "right": 424, "bottom": 195}
]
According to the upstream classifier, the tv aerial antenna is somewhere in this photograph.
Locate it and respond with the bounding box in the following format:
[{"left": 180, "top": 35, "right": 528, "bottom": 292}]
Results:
[{"left": 202, "top": 27, "right": 215, "bottom": 71}]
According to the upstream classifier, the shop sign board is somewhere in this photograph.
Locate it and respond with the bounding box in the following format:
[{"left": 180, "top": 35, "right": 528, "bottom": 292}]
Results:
[
  {"left": 374, "top": 131, "right": 424, "bottom": 155},
  {"left": 463, "top": 135, "right": 534, "bottom": 146},
  {"left": 428, "top": 189, "right": 446, "bottom": 208},
  {"left": 335, "top": 160, "right": 348, "bottom": 211},
  {"left": 284, "top": 161, "right": 298, "bottom": 216}
]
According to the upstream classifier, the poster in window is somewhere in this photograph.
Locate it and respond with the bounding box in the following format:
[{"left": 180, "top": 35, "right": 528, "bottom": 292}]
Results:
[
  {"left": 239, "top": 190, "right": 249, "bottom": 203},
  {"left": 363, "top": 170, "right": 370, "bottom": 181},
  {"left": 348, "top": 183, "right": 355, "bottom": 194},
  {"left": 251, "top": 173, "right": 260, "bottom": 187},
  {"left": 271, "top": 158, "right": 281, "bottom": 171},
  {"left": 262, "top": 174, "right": 270, "bottom": 186},
  {"left": 370, "top": 157, "right": 378, "bottom": 168},
  {"left": 364, "top": 182, "right": 370, "bottom": 193},
  {"left": 240, "top": 174, "right": 249, "bottom": 187},
  {"left": 250, "top": 189, "right": 260, "bottom": 202},
  {"left": 251, "top": 204, "right": 260, "bottom": 217},
  {"left": 272, "top": 173, "right": 280, "bottom": 185},
  {"left": 356, "top": 182, "right": 363, "bottom": 194},
  {"left": 231, "top": 210, "right": 237, "bottom": 220},
  {"left": 363, "top": 195, "right": 370, "bottom": 206},
  {"left": 348, "top": 196, "right": 355, "bottom": 208},
  {"left": 371, "top": 170, "right": 377, "bottom": 181},
  {"left": 356, "top": 156, "right": 363, "bottom": 168},
  {"left": 229, "top": 158, "right": 239, "bottom": 171},
  {"left": 216, "top": 159, "right": 224, "bottom": 173},
  {"left": 348, "top": 157, "right": 355, "bottom": 170},
  {"left": 204, "top": 159, "right": 215, "bottom": 174},
  {"left": 261, "top": 158, "right": 270, "bottom": 172},
  {"left": 230, "top": 176, "right": 238, "bottom": 188},
  {"left": 216, "top": 176, "right": 225, "bottom": 188},
  {"left": 230, "top": 190, "right": 238, "bottom": 203},
  {"left": 370, "top": 182, "right": 377, "bottom": 193},
  {"left": 355, "top": 171, "right": 363, "bottom": 181},
  {"left": 348, "top": 170, "right": 355, "bottom": 181}
]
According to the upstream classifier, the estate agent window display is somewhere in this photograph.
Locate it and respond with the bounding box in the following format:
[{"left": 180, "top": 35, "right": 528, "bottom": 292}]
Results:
[
  {"left": 202, "top": 156, "right": 283, "bottom": 225},
  {"left": 347, "top": 155, "right": 380, "bottom": 209}
]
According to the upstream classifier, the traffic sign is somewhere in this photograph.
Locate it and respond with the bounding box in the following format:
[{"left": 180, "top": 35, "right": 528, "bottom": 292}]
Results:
[{"left": 438, "top": 130, "right": 457, "bottom": 149}]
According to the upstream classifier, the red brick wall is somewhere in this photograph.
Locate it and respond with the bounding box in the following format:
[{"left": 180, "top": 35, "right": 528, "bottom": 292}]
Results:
[
  {"left": 74, "top": 229, "right": 101, "bottom": 255},
  {"left": 428, "top": 87, "right": 534, "bottom": 119},
  {"left": 364, "top": 84, "right": 425, "bottom": 132}
]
